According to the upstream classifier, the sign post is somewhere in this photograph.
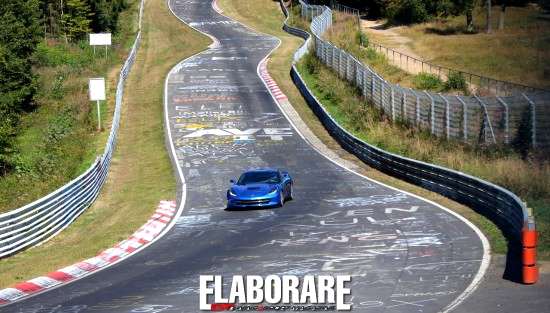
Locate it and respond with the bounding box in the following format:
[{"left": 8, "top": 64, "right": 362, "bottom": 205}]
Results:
[
  {"left": 89, "top": 33, "right": 112, "bottom": 59},
  {"left": 89, "top": 78, "right": 106, "bottom": 131}
]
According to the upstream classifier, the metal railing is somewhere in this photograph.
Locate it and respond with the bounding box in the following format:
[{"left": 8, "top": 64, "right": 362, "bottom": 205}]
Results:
[
  {"left": 297, "top": 0, "right": 550, "bottom": 149},
  {"left": 280, "top": 0, "right": 536, "bottom": 283},
  {"left": 0, "top": 0, "right": 145, "bottom": 258}
]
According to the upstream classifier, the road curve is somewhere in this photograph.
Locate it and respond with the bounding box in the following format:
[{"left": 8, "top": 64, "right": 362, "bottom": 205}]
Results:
[{"left": 3, "top": 0, "right": 487, "bottom": 312}]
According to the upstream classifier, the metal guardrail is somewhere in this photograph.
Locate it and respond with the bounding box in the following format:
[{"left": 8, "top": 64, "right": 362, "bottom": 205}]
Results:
[
  {"left": 0, "top": 0, "right": 145, "bottom": 258},
  {"left": 297, "top": 0, "right": 550, "bottom": 149},
  {"left": 280, "top": 0, "right": 537, "bottom": 282}
]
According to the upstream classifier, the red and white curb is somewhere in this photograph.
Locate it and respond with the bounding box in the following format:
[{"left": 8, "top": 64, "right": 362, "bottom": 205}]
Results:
[
  {"left": 0, "top": 200, "right": 176, "bottom": 305},
  {"left": 259, "top": 59, "right": 288, "bottom": 102}
]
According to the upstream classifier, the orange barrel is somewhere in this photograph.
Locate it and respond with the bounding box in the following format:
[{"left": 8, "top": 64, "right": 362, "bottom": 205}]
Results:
[
  {"left": 522, "top": 265, "right": 538, "bottom": 284},
  {"left": 522, "top": 247, "right": 537, "bottom": 266},
  {"left": 522, "top": 228, "right": 538, "bottom": 248}
]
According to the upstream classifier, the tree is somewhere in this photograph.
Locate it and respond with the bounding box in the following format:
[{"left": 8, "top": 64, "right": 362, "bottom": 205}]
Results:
[
  {"left": 60, "top": 0, "right": 92, "bottom": 41},
  {"left": 0, "top": 0, "right": 41, "bottom": 172},
  {"left": 498, "top": 0, "right": 507, "bottom": 30},
  {"left": 486, "top": 0, "right": 492, "bottom": 33},
  {"left": 88, "top": 0, "right": 128, "bottom": 33}
]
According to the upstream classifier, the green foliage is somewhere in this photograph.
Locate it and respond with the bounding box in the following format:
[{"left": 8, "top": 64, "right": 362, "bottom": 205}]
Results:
[
  {"left": 61, "top": 0, "right": 93, "bottom": 41},
  {"left": 385, "top": 0, "right": 429, "bottom": 24},
  {"left": 0, "top": 0, "right": 41, "bottom": 172},
  {"left": 413, "top": 72, "right": 445, "bottom": 90},
  {"left": 355, "top": 30, "right": 369, "bottom": 47},
  {"left": 303, "top": 52, "right": 321, "bottom": 75},
  {"left": 34, "top": 41, "right": 94, "bottom": 68},
  {"left": 89, "top": 0, "right": 129, "bottom": 33},
  {"left": 444, "top": 71, "right": 468, "bottom": 92}
]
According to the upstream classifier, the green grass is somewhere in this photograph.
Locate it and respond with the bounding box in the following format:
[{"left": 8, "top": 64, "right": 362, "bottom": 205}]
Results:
[
  {"left": 0, "top": 0, "right": 209, "bottom": 288},
  {"left": 296, "top": 51, "right": 550, "bottom": 258}
]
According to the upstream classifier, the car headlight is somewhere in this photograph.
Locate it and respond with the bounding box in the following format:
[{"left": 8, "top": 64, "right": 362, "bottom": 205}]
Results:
[
  {"left": 229, "top": 189, "right": 237, "bottom": 196},
  {"left": 268, "top": 187, "right": 278, "bottom": 194}
]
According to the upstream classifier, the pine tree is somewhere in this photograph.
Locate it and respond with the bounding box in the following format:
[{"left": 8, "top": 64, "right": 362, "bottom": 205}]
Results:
[
  {"left": 0, "top": 0, "right": 41, "bottom": 172},
  {"left": 60, "top": 0, "right": 93, "bottom": 41}
]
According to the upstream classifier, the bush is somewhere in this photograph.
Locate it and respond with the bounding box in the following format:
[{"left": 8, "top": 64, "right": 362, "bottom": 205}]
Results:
[
  {"left": 355, "top": 31, "right": 369, "bottom": 47},
  {"left": 385, "top": 0, "right": 429, "bottom": 24},
  {"left": 413, "top": 72, "right": 444, "bottom": 91},
  {"left": 445, "top": 71, "right": 468, "bottom": 92},
  {"left": 303, "top": 52, "right": 321, "bottom": 75}
]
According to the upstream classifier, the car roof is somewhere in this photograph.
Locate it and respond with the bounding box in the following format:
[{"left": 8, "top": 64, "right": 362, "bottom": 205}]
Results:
[{"left": 243, "top": 167, "right": 279, "bottom": 173}]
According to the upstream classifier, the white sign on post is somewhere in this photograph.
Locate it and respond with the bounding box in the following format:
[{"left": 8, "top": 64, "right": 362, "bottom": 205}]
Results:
[
  {"left": 89, "top": 33, "right": 112, "bottom": 46},
  {"left": 89, "top": 78, "right": 106, "bottom": 101},
  {"left": 89, "top": 33, "right": 112, "bottom": 58},
  {"left": 89, "top": 78, "right": 106, "bottom": 131}
]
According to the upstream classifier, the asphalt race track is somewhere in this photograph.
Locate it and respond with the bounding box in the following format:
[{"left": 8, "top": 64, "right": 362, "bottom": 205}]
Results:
[{"left": 2, "top": 0, "right": 488, "bottom": 312}]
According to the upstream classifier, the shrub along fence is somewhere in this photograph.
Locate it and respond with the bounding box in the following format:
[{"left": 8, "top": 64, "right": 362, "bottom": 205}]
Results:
[
  {"left": 0, "top": 0, "right": 145, "bottom": 258},
  {"left": 281, "top": 0, "right": 539, "bottom": 284}
]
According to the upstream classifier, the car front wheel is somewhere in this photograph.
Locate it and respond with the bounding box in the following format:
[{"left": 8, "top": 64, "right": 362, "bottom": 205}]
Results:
[{"left": 287, "top": 184, "right": 293, "bottom": 201}]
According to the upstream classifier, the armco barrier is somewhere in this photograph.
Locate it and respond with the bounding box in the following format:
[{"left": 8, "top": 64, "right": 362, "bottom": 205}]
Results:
[
  {"left": 0, "top": 0, "right": 145, "bottom": 258},
  {"left": 279, "top": 0, "right": 538, "bottom": 284}
]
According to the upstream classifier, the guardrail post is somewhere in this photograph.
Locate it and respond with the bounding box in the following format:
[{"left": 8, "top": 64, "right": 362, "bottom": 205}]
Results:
[
  {"left": 497, "top": 96, "right": 510, "bottom": 144},
  {"left": 456, "top": 96, "right": 468, "bottom": 143},
  {"left": 424, "top": 91, "right": 435, "bottom": 135},
  {"left": 522, "top": 93, "right": 536, "bottom": 149},
  {"left": 440, "top": 94, "right": 451, "bottom": 140}
]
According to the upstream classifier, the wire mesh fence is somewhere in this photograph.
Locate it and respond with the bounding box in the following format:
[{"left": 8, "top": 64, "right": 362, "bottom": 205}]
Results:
[
  {"left": 327, "top": 1, "right": 547, "bottom": 97},
  {"left": 298, "top": 0, "right": 550, "bottom": 149}
]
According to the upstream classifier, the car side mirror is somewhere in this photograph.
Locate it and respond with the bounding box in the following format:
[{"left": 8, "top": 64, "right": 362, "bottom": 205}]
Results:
[
  {"left": 230, "top": 179, "right": 236, "bottom": 184},
  {"left": 282, "top": 171, "right": 289, "bottom": 177}
]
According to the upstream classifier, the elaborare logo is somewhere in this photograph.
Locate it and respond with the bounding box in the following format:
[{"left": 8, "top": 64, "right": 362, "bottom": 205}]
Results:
[{"left": 200, "top": 275, "right": 352, "bottom": 311}]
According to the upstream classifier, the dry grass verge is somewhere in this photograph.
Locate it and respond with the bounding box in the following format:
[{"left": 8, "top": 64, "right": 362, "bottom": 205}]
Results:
[
  {"left": 0, "top": 0, "right": 209, "bottom": 288},
  {"left": 363, "top": 6, "right": 550, "bottom": 90}
]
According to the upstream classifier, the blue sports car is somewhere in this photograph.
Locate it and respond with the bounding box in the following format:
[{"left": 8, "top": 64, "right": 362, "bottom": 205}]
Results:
[{"left": 227, "top": 168, "right": 293, "bottom": 209}]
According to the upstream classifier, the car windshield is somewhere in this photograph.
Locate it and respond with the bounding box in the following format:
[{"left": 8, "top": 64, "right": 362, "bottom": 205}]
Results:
[{"left": 237, "top": 171, "right": 280, "bottom": 185}]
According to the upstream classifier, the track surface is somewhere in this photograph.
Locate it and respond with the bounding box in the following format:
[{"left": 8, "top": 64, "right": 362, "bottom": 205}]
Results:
[{"left": 3, "top": 0, "right": 486, "bottom": 312}]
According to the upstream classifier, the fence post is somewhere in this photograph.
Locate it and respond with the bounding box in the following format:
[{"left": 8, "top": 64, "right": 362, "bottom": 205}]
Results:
[
  {"left": 474, "top": 95, "right": 497, "bottom": 145},
  {"left": 456, "top": 96, "right": 468, "bottom": 143},
  {"left": 390, "top": 86, "right": 395, "bottom": 120},
  {"left": 497, "top": 96, "right": 510, "bottom": 144},
  {"left": 414, "top": 90, "right": 420, "bottom": 126},
  {"left": 371, "top": 70, "right": 375, "bottom": 100},
  {"left": 380, "top": 78, "right": 385, "bottom": 110},
  {"left": 522, "top": 93, "right": 537, "bottom": 148},
  {"left": 402, "top": 90, "right": 406, "bottom": 120},
  {"left": 440, "top": 94, "right": 450, "bottom": 140},
  {"left": 362, "top": 66, "right": 367, "bottom": 99},
  {"left": 425, "top": 91, "right": 435, "bottom": 135}
]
